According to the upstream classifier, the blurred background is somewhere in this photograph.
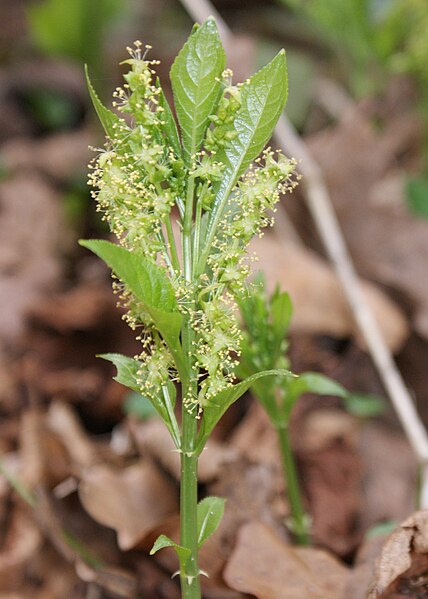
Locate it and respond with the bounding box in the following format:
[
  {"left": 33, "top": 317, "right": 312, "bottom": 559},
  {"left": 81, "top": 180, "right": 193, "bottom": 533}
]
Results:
[{"left": 1, "top": 0, "right": 428, "bottom": 597}]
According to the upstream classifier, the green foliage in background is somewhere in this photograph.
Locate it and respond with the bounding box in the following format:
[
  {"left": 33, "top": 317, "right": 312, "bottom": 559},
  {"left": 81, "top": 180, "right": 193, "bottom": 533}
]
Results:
[
  {"left": 238, "top": 276, "right": 385, "bottom": 544},
  {"left": 27, "top": 0, "right": 123, "bottom": 73}
]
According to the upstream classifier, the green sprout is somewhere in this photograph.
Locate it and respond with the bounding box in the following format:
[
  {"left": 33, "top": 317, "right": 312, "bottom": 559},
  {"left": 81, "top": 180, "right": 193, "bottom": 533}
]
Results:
[
  {"left": 237, "top": 276, "right": 385, "bottom": 545},
  {"left": 82, "top": 19, "right": 297, "bottom": 598}
]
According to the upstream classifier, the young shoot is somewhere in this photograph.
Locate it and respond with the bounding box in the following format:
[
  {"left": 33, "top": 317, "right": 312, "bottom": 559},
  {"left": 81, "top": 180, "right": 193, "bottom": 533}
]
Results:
[
  {"left": 82, "top": 18, "right": 297, "bottom": 599},
  {"left": 237, "top": 277, "right": 356, "bottom": 545}
]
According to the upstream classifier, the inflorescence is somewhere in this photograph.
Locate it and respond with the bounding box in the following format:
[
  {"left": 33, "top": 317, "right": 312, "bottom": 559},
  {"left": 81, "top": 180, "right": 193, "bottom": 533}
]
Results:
[{"left": 88, "top": 43, "right": 299, "bottom": 409}]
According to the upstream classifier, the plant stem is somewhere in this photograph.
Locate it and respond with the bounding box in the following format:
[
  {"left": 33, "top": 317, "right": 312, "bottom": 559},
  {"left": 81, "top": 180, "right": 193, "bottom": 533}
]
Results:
[
  {"left": 179, "top": 174, "right": 201, "bottom": 599},
  {"left": 180, "top": 404, "right": 201, "bottom": 598},
  {"left": 276, "top": 424, "right": 310, "bottom": 546}
]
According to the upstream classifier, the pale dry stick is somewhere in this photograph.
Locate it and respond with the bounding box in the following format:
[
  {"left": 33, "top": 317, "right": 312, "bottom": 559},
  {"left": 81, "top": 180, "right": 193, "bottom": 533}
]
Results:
[{"left": 179, "top": 0, "right": 428, "bottom": 505}]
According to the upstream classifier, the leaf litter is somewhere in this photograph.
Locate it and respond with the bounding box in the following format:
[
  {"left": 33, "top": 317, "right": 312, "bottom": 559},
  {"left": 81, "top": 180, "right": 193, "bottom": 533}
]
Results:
[{"left": 2, "top": 4, "right": 428, "bottom": 598}]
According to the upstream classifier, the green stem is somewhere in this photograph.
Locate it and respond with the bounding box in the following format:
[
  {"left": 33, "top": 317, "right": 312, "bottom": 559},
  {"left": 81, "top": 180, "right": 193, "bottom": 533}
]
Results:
[
  {"left": 164, "top": 216, "right": 180, "bottom": 271},
  {"left": 179, "top": 175, "right": 201, "bottom": 599},
  {"left": 180, "top": 404, "right": 200, "bottom": 598},
  {"left": 276, "top": 424, "right": 310, "bottom": 546}
]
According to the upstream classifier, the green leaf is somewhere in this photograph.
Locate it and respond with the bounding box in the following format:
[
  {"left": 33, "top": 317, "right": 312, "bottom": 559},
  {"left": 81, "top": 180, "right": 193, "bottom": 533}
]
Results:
[
  {"left": 170, "top": 18, "right": 226, "bottom": 163},
  {"left": 344, "top": 393, "right": 386, "bottom": 418},
  {"left": 196, "top": 368, "right": 294, "bottom": 452},
  {"left": 98, "top": 353, "right": 141, "bottom": 391},
  {"left": 405, "top": 175, "right": 428, "bottom": 219},
  {"left": 100, "top": 353, "right": 180, "bottom": 447},
  {"left": 157, "top": 82, "right": 182, "bottom": 157},
  {"left": 365, "top": 520, "right": 397, "bottom": 540},
  {"left": 206, "top": 50, "right": 288, "bottom": 242},
  {"left": 85, "top": 65, "right": 121, "bottom": 137},
  {"left": 197, "top": 496, "right": 225, "bottom": 548},
  {"left": 80, "top": 239, "right": 177, "bottom": 310},
  {"left": 271, "top": 289, "right": 293, "bottom": 352},
  {"left": 123, "top": 392, "right": 158, "bottom": 420},
  {"left": 288, "top": 372, "right": 348, "bottom": 399},
  {"left": 150, "top": 535, "right": 190, "bottom": 569},
  {"left": 80, "top": 239, "right": 186, "bottom": 380}
]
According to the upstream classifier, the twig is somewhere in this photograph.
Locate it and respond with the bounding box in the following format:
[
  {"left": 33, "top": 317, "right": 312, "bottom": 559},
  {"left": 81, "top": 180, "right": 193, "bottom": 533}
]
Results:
[{"left": 178, "top": 0, "right": 428, "bottom": 505}]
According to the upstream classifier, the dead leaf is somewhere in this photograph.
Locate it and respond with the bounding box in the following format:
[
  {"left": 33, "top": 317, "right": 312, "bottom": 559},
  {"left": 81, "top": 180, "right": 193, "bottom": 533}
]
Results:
[
  {"left": 298, "top": 409, "right": 362, "bottom": 556},
  {"left": 307, "top": 106, "right": 428, "bottom": 343},
  {"left": 252, "top": 235, "right": 408, "bottom": 353},
  {"left": 0, "top": 175, "right": 66, "bottom": 342},
  {"left": 129, "top": 418, "right": 237, "bottom": 482},
  {"left": 224, "top": 521, "right": 349, "bottom": 598},
  {"left": 2, "top": 129, "right": 91, "bottom": 181},
  {"left": 344, "top": 534, "right": 390, "bottom": 599},
  {"left": 358, "top": 422, "right": 417, "bottom": 530},
  {"left": 28, "top": 284, "right": 114, "bottom": 333},
  {"left": 0, "top": 508, "right": 42, "bottom": 590},
  {"left": 78, "top": 460, "right": 177, "bottom": 550},
  {"left": 76, "top": 559, "right": 138, "bottom": 598},
  {"left": 47, "top": 401, "right": 99, "bottom": 471},
  {"left": 368, "top": 510, "right": 428, "bottom": 598}
]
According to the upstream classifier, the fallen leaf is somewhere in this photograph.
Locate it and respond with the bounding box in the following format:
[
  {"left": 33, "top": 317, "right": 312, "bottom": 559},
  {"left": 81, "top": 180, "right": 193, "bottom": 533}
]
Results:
[
  {"left": 0, "top": 508, "right": 41, "bottom": 591},
  {"left": 252, "top": 235, "right": 408, "bottom": 353},
  {"left": 129, "top": 418, "right": 238, "bottom": 482},
  {"left": 76, "top": 559, "right": 138, "bottom": 598},
  {"left": 0, "top": 175, "right": 66, "bottom": 342},
  {"left": 2, "top": 129, "right": 91, "bottom": 181},
  {"left": 368, "top": 510, "right": 428, "bottom": 598},
  {"left": 223, "top": 521, "right": 349, "bottom": 598},
  {"left": 298, "top": 409, "right": 362, "bottom": 556},
  {"left": 78, "top": 460, "right": 178, "bottom": 550},
  {"left": 307, "top": 105, "right": 428, "bottom": 343},
  {"left": 344, "top": 534, "right": 389, "bottom": 599},
  {"left": 358, "top": 422, "right": 417, "bottom": 530},
  {"left": 28, "top": 284, "right": 114, "bottom": 333}
]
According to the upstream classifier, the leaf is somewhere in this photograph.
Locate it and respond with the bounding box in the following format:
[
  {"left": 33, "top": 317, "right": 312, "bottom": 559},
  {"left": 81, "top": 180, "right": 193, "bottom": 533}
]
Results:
[
  {"left": 196, "top": 369, "right": 293, "bottom": 452},
  {"left": 344, "top": 392, "right": 386, "bottom": 418},
  {"left": 80, "top": 239, "right": 177, "bottom": 311},
  {"left": 79, "top": 239, "right": 186, "bottom": 379},
  {"left": 157, "top": 82, "right": 182, "bottom": 157},
  {"left": 279, "top": 372, "right": 347, "bottom": 422},
  {"left": 205, "top": 50, "right": 288, "bottom": 242},
  {"left": 150, "top": 534, "right": 190, "bottom": 570},
  {"left": 289, "top": 372, "right": 348, "bottom": 399},
  {"left": 98, "top": 353, "right": 141, "bottom": 392},
  {"left": 123, "top": 392, "right": 158, "bottom": 421},
  {"left": 270, "top": 289, "right": 293, "bottom": 351},
  {"left": 197, "top": 496, "right": 225, "bottom": 548},
  {"left": 99, "top": 353, "right": 180, "bottom": 446},
  {"left": 85, "top": 65, "right": 121, "bottom": 138},
  {"left": 405, "top": 175, "right": 428, "bottom": 219},
  {"left": 170, "top": 18, "right": 226, "bottom": 163}
]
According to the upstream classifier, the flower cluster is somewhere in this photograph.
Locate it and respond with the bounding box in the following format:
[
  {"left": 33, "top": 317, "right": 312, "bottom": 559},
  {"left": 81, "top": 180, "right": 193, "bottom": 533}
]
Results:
[
  {"left": 207, "top": 148, "right": 299, "bottom": 294},
  {"left": 88, "top": 42, "right": 183, "bottom": 261},
  {"left": 87, "top": 42, "right": 298, "bottom": 413}
]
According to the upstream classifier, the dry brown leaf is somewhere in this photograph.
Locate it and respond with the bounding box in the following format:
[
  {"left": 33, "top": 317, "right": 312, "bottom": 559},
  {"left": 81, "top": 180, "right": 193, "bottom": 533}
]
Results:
[
  {"left": 307, "top": 107, "right": 428, "bottom": 342},
  {"left": 344, "top": 534, "right": 390, "bottom": 599},
  {"left": 298, "top": 409, "right": 362, "bottom": 556},
  {"left": 2, "top": 129, "right": 91, "bottom": 181},
  {"left": 0, "top": 508, "right": 42, "bottom": 590},
  {"left": 78, "top": 460, "right": 177, "bottom": 550},
  {"left": 28, "top": 284, "right": 114, "bottom": 333},
  {"left": 47, "top": 401, "right": 99, "bottom": 471},
  {"left": 129, "top": 418, "right": 237, "bottom": 482},
  {"left": 0, "top": 175, "right": 66, "bottom": 342},
  {"left": 368, "top": 510, "right": 428, "bottom": 598},
  {"left": 223, "top": 521, "right": 349, "bottom": 599},
  {"left": 76, "top": 559, "right": 138, "bottom": 598},
  {"left": 252, "top": 235, "right": 408, "bottom": 352},
  {"left": 358, "top": 422, "right": 417, "bottom": 530}
]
